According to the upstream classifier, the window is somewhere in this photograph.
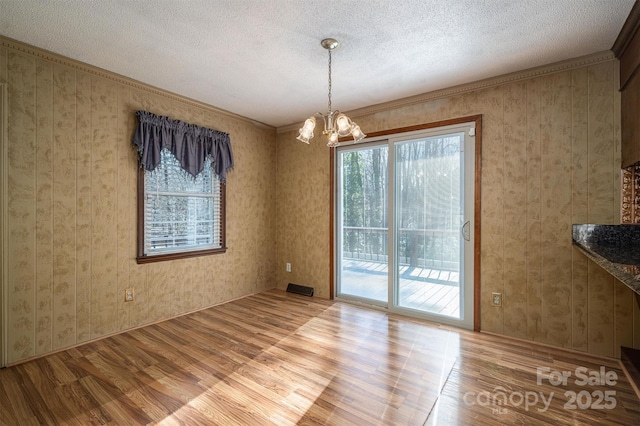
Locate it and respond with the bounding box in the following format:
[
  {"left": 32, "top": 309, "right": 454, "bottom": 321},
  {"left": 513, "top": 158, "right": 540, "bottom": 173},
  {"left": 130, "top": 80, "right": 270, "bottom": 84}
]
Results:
[
  {"left": 137, "top": 149, "right": 226, "bottom": 263},
  {"left": 132, "top": 110, "right": 233, "bottom": 263}
]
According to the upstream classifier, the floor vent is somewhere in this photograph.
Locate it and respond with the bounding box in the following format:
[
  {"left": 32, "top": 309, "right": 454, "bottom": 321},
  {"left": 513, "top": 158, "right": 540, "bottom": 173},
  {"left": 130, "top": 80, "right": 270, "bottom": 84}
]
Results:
[{"left": 286, "top": 283, "right": 314, "bottom": 297}]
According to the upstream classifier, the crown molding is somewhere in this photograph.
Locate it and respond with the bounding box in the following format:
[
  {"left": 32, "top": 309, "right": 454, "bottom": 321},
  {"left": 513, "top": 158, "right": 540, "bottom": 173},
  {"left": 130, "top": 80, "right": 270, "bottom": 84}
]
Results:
[
  {"left": 277, "top": 50, "right": 616, "bottom": 134},
  {"left": 0, "top": 36, "right": 274, "bottom": 130},
  {"left": 0, "top": 36, "right": 615, "bottom": 135}
]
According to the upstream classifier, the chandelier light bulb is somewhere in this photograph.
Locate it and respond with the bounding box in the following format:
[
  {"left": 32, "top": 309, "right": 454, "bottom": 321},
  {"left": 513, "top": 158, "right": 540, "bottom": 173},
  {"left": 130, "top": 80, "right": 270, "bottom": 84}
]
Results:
[
  {"left": 336, "top": 114, "right": 351, "bottom": 134},
  {"left": 302, "top": 117, "right": 315, "bottom": 133},
  {"left": 296, "top": 117, "right": 316, "bottom": 143},
  {"left": 351, "top": 125, "right": 365, "bottom": 142}
]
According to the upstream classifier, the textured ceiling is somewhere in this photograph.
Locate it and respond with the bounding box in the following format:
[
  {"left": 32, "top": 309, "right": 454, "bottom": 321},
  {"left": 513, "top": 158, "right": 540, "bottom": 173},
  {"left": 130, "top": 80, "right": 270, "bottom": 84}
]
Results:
[{"left": 1, "top": 0, "right": 635, "bottom": 128}]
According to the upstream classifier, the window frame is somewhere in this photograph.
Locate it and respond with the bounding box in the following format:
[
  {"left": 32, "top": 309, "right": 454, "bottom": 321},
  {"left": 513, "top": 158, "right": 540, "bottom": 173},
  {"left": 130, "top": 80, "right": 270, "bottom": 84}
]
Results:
[{"left": 136, "top": 161, "right": 227, "bottom": 264}]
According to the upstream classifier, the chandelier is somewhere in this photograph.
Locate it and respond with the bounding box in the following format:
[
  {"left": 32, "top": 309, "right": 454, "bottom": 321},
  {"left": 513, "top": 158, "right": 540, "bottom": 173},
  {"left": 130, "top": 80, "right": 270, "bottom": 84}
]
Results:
[{"left": 296, "top": 38, "right": 366, "bottom": 147}]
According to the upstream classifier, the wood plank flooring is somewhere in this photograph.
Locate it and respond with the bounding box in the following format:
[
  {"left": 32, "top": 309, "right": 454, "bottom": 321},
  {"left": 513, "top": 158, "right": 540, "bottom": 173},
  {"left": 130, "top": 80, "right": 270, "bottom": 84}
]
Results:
[{"left": 1, "top": 289, "right": 639, "bottom": 425}]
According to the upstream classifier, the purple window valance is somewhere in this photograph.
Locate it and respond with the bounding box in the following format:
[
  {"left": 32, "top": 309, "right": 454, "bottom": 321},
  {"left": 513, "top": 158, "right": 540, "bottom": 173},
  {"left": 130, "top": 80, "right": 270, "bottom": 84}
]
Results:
[{"left": 133, "top": 110, "right": 234, "bottom": 182}]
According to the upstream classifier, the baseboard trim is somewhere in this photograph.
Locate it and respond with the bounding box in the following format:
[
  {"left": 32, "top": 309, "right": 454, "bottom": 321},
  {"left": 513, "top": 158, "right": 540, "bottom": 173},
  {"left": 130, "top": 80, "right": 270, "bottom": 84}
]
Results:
[
  {"left": 480, "top": 330, "right": 621, "bottom": 363},
  {"left": 3, "top": 288, "right": 273, "bottom": 368}
]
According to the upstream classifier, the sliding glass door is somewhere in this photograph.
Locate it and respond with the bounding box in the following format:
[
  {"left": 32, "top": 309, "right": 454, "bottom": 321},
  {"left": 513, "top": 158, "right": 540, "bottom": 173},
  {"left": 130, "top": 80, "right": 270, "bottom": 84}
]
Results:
[
  {"left": 336, "top": 143, "right": 389, "bottom": 304},
  {"left": 395, "top": 133, "right": 465, "bottom": 318},
  {"left": 335, "top": 123, "right": 475, "bottom": 329}
]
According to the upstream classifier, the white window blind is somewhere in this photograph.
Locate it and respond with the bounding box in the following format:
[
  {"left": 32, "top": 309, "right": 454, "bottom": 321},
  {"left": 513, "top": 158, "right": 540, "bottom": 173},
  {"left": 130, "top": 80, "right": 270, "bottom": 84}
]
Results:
[{"left": 144, "top": 149, "right": 222, "bottom": 255}]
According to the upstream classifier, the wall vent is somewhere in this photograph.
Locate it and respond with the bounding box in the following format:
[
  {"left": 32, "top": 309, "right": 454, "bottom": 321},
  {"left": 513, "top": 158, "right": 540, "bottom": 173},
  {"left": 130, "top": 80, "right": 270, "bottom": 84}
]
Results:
[{"left": 286, "top": 283, "right": 314, "bottom": 297}]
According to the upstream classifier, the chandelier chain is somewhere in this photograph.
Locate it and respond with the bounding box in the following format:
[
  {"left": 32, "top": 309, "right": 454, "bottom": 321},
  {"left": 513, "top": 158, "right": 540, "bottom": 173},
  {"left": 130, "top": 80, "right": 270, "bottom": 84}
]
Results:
[{"left": 327, "top": 48, "right": 332, "bottom": 113}]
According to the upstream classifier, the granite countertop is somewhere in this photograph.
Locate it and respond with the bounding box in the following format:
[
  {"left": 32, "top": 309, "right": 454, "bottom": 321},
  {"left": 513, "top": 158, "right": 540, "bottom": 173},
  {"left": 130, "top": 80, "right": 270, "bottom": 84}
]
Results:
[{"left": 572, "top": 224, "right": 640, "bottom": 295}]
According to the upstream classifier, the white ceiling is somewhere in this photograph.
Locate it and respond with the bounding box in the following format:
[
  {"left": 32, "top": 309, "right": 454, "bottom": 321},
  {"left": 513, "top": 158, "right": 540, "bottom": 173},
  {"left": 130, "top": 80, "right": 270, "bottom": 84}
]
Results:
[{"left": 1, "top": 0, "right": 635, "bottom": 128}]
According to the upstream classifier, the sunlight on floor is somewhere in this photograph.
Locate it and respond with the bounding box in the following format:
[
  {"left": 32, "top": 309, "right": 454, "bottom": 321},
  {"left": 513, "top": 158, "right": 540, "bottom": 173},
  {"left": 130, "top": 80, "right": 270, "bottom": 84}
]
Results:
[{"left": 156, "top": 302, "right": 459, "bottom": 425}]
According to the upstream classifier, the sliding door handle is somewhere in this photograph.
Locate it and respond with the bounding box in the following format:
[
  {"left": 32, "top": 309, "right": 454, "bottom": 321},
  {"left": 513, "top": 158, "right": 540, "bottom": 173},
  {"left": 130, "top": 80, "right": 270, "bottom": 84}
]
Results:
[{"left": 462, "top": 220, "right": 471, "bottom": 241}]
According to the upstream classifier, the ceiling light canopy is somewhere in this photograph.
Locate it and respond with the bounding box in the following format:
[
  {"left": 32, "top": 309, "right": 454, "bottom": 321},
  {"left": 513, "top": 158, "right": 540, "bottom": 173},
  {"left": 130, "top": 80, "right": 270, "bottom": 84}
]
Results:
[{"left": 297, "top": 38, "right": 366, "bottom": 147}]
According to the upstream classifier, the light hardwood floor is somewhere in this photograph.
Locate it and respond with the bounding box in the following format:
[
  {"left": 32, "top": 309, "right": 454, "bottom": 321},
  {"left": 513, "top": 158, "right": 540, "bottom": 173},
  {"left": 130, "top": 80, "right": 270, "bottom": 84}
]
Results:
[{"left": 1, "top": 289, "right": 639, "bottom": 425}]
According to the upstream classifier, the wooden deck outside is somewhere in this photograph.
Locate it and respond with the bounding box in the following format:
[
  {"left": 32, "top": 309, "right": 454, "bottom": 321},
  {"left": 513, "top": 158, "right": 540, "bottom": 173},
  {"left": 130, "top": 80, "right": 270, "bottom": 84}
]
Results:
[{"left": 339, "top": 259, "right": 460, "bottom": 318}]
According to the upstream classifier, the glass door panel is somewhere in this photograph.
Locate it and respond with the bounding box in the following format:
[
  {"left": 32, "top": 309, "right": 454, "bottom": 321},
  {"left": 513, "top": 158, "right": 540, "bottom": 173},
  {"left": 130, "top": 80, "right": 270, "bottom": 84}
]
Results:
[
  {"left": 335, "top": 123, "right": 474, "bottom": 329},
  {"left": 395, "top": 134, "right": 464, "bottom": 318},
  {"left": 336, "top": 145, "right": 389, "bottom": 303}
]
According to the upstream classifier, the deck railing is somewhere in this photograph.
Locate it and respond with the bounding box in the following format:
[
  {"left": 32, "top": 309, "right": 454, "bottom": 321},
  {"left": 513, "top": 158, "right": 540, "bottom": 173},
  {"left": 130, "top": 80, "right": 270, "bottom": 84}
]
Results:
[{"left": 342, "top": 226, "right": 459, "bottom": 271}]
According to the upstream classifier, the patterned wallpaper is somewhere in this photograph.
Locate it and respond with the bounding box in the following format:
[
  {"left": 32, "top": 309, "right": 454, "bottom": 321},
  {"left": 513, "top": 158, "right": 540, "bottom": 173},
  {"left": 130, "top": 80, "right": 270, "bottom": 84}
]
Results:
[
  {"left": 2, "top": 37, "right": 637, "bottom": 363},
  {"left": 276, "top": 59, "right": 640, "bottom": 358},
  {"left": 0, "top": 39, "right": 277, "bottom": 364}
]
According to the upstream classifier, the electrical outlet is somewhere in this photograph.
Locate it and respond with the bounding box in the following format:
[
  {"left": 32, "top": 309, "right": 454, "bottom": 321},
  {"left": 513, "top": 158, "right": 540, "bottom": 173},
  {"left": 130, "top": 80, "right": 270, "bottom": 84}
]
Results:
[
  {"left": 125, "top": 288, "right": 134, "bottom": 302},
  {"left": 286, "top": 263, "right": 292, "bottom": 272},
  {"left": 492, "top": 292, "right": 502, "bottom": 306}
]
